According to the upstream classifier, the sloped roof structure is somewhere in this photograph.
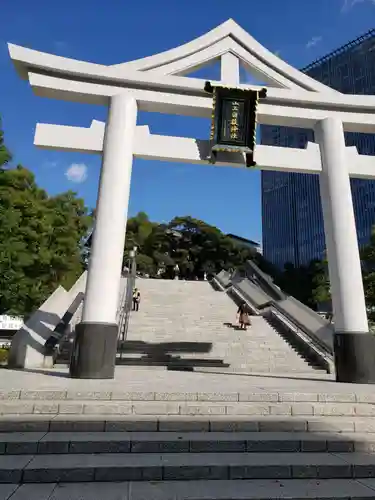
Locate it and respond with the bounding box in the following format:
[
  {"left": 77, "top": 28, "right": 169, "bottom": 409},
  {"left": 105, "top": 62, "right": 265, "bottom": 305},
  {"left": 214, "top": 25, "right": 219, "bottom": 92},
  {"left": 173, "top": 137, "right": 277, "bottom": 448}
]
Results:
[
  {"left": 7, "top": 19, "right": 375, "bottom": 177},
  {"left": 9, "top": 19, "right": 338, "bottom": 93}
]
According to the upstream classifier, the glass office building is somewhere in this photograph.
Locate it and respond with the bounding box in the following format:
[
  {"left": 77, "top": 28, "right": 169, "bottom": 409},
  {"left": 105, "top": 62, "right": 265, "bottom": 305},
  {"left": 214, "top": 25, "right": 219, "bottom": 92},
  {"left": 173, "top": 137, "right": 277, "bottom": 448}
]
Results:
[{"left": 261, "top": 29, "right": 375, "bottom": 269}]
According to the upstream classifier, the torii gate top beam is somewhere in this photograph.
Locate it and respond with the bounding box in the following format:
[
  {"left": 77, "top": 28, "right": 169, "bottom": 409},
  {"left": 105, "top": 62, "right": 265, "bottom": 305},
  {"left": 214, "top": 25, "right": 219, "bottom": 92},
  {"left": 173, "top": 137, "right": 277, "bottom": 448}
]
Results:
[
  {"left": 7, "top": 19, "right": 375, "bottom": 119},
  {"left": 9, "top": 19, "right": 333, "bottom": 91}
]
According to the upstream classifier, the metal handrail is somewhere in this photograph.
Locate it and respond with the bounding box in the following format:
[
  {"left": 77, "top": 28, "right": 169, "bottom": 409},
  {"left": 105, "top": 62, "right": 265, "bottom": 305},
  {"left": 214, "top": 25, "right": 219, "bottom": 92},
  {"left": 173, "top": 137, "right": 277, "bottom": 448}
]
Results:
[
  {"left": 118, "top": 248, "right": 137, "bottom": 358},
  {"left": 44, "top": 292, "right": 85, "bottom": 355},
  {"left": 120, "top": 274, "right": 134, "bottom": 342},
  {"left": 117, "top": 281, "right": 128, "bottom": 337}
]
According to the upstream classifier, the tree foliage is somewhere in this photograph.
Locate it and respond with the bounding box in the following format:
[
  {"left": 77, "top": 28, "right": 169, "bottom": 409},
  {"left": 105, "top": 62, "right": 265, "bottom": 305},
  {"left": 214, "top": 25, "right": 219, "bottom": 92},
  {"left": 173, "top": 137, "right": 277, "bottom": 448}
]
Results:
[
  {"left": 0, "top": 121, "right": 92, "bottom": 317},
  {"left": 361, "top": 228, "right": 375, "bottom": 320},
  {"left": 122, "top": 213, "right": 261, "bottom": 280},
  {"left": 311, "top": 259, "right": 331, "bottom": 306},
  {"left": 0, "top": 119, "right": 11, "bottom": 168},
  {"left": 275, "top": 259, "right": 330, "bottom": 310},
  {"left": 283, "top": 231, "right": 375, "bottom": 316},
  {"left": 274, "top": 232, "right": 375, "bottom": 316},
  {"left": 122, "top": 212, "right": 335, "bottom": 311}
]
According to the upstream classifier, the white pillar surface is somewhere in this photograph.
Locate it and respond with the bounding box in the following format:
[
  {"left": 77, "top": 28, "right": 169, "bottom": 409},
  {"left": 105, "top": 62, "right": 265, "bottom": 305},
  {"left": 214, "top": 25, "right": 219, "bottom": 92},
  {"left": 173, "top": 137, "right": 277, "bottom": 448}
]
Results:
[
  {"left": 220, "top": 52, "right": 240, "bottom": 85},
  {"left": 315, "top": 117, "right": 368, "bottom": 333},
  {"left": 82, "top": 93, "right": 137, "bottom": 324}
]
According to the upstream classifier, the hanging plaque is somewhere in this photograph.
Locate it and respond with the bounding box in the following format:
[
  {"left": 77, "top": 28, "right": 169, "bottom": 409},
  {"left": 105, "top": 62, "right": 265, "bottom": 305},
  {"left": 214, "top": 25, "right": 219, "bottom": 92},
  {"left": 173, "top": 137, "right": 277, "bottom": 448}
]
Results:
[{"left": 204, "top": 81, "right": 267, "bottom": 167}]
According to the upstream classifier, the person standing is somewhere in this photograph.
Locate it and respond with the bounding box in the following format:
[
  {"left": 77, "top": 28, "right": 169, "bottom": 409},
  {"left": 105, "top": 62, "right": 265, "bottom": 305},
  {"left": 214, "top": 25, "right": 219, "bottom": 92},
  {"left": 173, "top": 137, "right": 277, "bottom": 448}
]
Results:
[
  {"left": 174, "top": 264, "right": 180, "bottom": 280},
  {"left": 132, "top": 288, "right": 141, "bottom": 312},
  {"left": 237, "top": 302, "right": 251, "bottom": 330}
]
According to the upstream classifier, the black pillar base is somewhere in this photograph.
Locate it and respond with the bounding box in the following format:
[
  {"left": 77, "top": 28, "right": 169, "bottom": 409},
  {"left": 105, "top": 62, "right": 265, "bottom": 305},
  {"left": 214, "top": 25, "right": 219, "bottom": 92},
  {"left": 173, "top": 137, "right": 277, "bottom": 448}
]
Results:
[
  {"left": 69, "top": 322, "right": 118, "bottom": 379},
  {"left": 334, "top": 332, "right": 375, "bottom": 384}
]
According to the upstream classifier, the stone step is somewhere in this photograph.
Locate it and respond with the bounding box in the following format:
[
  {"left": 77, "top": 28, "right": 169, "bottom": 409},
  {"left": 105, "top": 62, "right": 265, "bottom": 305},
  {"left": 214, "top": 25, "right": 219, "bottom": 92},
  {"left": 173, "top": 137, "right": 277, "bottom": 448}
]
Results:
[
  {"left": 3, "top": 451, "right": 375, "bottom": 483},
  {"left": 7, "top": 478, "right": 375, "bottom": 499},
  {"left": 166, "top": 353, "right": 308, "bottom": 359},
  {"left": 5, "top": 478, "right": 375, "bottom": 499},
  {"left": 2, "top": 414, "right": 375, "bottom": 434},
  {"left": 110, "top": 363, "right": 324, "bottom": 374},
  {"left": 3, "top": 431, "right": 375, "bottom": 455},
  {"left": 4, "top": 389, "right": 367, "bottom": 403},
  {"left": 116, "top": 358, "right": 314, "bottom": 368},
  {"left": 0, "top": 400, "right": 375, "bottom": 420},
  {"left": 195, "top": 367, "right": 327, "bottom": 374},
  {"left": 116, "top": 344, "right": 308, "bottom": 352},
  {"left": 1, "top": 399, "right": 374, "bottom": 417}
]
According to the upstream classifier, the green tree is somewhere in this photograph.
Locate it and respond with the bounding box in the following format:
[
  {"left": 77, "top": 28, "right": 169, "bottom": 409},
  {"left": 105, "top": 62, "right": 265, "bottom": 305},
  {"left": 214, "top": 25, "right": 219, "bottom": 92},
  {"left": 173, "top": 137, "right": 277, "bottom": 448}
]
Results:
[
  {"left": 311, "top": 259, "right": 331, "bottom": 306},
  {"left": 0, "top": 165, "right": 91, "bottom": 316},
  {"left": 166, "top": 216, "right": 257, "bottom": 279},
  {"left": 123, "top": 212, "right": 157, "bottom": 262},
  {"left": 361, "top": 228, "right": 375, "bottom": 320},
  {"left": 119, "top": 214, "right": 261, "bottom": 279},
  {"left": 84, "top": 210, "right": 270, "bottom": 281},
  {"left": 253, "top": 252, "right": 279, "bottom": 278},
  {"left": 135, "top": 253, "right": 155, "bottom": 276},
  {"left": 0, "top": 119, "right": 11, "bottom": 167},
  {"left": 275, "top": 260, "right": 328, "bottom": 309},
  {"left": 46, "top": 191, "right": 92, "bottom": 290}
]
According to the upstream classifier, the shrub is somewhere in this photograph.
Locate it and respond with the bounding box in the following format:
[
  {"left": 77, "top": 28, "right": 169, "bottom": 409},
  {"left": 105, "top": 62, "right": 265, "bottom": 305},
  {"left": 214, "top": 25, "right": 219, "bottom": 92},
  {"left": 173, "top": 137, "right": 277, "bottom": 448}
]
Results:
[{"left": 0, "top": 346, "right": 10, "bottom": 364}]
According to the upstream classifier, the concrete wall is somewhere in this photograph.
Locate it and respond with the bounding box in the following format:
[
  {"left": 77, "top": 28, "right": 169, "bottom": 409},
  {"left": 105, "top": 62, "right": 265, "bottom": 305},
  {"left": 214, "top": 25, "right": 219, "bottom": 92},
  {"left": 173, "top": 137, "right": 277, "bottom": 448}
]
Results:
[{"left": 8, "top": 272, "right": 87, "bottom": 369}]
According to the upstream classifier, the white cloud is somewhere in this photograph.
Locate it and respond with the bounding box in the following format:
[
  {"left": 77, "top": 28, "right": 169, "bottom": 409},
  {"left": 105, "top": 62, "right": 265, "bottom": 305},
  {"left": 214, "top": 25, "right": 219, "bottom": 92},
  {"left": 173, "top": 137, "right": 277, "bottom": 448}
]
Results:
[
  {"left": 306, "top": 36, "right": 322, "bottom": 49},
  {"left": 65, "top": 163, "right": 88, "bottom": 183},
  {"left": 341, "top": 0, "right": 375, "bottom": 12}
]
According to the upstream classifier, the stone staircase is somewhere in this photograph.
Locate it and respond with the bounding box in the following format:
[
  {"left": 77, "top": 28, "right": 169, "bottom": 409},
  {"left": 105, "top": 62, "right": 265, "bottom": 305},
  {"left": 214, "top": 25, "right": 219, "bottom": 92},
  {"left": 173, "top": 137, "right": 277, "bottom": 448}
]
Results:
[
  {"left": 4, "top": 279, "right": 375, "bottom": 498},
  {"left": 1, "top": 381, "right": 375, "bottom": 498},
  {"left": 124, "top": 279, "right": 328, "bottom": 375}
]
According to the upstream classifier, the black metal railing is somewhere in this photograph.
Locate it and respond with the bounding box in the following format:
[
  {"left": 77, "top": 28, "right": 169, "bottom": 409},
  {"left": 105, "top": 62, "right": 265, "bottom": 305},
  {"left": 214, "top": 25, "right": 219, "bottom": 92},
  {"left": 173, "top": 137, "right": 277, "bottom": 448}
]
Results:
[
  {"left": 44, "top": 292, "right": 85, "bottom": 356},
  {"left": 118, "top": 248, "right": 137, "bottom": 356}
]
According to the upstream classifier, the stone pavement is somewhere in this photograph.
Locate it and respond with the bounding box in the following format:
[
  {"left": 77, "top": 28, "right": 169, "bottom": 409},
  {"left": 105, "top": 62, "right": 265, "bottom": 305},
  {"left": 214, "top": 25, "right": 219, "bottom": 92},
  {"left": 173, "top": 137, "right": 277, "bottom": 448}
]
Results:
[{"left": 0, "top": 365, "right": 362, "bottom": 394}]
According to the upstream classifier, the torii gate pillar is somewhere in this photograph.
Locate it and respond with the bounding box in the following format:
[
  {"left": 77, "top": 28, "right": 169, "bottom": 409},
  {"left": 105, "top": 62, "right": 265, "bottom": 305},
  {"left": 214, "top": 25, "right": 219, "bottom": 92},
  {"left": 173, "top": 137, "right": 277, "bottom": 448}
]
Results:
[
  {"left": 70, "top": 93, "right": 137, "bottom": 379},
  {"left": 316, "top": 117, "right": 375, "bottom": 384}
]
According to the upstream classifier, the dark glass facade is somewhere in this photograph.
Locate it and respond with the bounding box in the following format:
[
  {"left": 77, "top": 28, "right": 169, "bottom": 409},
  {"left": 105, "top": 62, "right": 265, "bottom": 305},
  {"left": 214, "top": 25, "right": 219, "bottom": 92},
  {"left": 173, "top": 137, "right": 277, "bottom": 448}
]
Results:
[{"left": 261, "top": 29, "right": 375, "bottom": 269}]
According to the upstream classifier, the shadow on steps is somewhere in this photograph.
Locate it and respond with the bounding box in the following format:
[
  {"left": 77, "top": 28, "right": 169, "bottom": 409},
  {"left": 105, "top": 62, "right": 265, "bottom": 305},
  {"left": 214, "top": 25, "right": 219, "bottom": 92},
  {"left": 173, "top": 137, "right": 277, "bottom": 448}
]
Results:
[
  {"left": 223, "top": 322, "right": 248, "bottom": 330},
  {"left": 50, "top": 338, "right": 230, "bottom": 372},
  {"left": 116, "top": 340, "right": 230, "bottom": 372}
]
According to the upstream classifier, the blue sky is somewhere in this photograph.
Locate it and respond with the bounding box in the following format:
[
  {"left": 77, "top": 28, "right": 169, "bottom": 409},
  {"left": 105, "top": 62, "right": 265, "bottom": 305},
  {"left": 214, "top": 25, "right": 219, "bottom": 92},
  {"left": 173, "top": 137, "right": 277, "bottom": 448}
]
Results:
[{"left": 1, "top": 0, "right": 374, "bottom": 244}]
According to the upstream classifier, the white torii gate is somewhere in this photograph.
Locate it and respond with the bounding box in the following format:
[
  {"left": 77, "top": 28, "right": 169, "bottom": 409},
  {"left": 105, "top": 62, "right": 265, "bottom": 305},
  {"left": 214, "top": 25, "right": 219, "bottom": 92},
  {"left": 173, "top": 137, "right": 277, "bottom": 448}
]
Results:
[{"left": 8, "top": 19, "right": 375, "bottom": 383}]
